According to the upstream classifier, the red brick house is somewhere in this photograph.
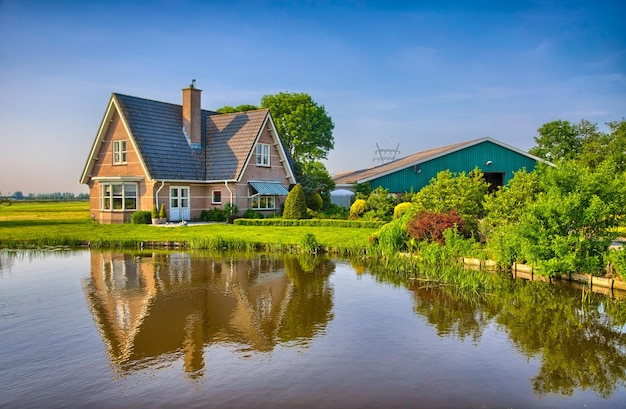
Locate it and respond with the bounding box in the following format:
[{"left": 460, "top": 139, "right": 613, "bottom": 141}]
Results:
[{"left": 80, "top": 83, "right": 296, "bottom": 223}]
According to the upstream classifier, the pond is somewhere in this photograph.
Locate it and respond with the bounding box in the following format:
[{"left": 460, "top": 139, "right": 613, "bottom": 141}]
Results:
[{"left": 1, "top": 249, "right": 625, "bottom": 408}]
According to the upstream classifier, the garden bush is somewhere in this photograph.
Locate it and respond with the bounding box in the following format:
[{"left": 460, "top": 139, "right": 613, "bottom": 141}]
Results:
[
  {"left": 306, "top": 192, "right": 323, "bottom": 212},
  {"left": 201, "top": 208, "right": 228, "bottom": 222},
  {"left": 349, "top": 199, "right": 367, "bottom": 219},
  {"left": 393, "top": 202, "right": 412, "bottom": 219},
  {"left": 407, "top": 210, "right": 466, "bottom": 245},
  {"left": 365, "top": 186, "right": 397, "bottom": 221},
  {"left": 320, "top": 203, "right": 349, "bottom": 219},
  {"left": 243, "top": 209, "right": 263, "bottom": 219},
  {"left": 283, "top": 183, "right": 308, "bottom": 219},
  {"left": 131, "top": 210, "right": 152, "bottom": 224}
]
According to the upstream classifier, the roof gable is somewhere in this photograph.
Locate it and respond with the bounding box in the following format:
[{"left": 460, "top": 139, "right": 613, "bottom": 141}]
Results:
[{"left": 205, "top": 109, "right": 269, "bottom": 181}]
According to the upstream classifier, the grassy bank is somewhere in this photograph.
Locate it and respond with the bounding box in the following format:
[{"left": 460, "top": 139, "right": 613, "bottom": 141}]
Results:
[{"left": 0, "top": 201, "right": 377, "bottom": 253}]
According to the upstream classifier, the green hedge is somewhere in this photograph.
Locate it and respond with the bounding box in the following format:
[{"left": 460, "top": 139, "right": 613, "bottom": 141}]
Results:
[
  {"left": 130, "top": 210, "right": 152, "bottom": 224},
  {"left": 233, "top": 218, "right": 385, "bottom": 228}
]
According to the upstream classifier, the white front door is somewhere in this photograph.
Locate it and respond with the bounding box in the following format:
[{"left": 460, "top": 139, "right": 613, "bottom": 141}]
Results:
[{"left": 169, "top": 187, "right": 190, "bottom": 221}]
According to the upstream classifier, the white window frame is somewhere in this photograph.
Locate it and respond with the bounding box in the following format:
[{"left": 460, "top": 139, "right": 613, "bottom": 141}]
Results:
[
  {"left": 212, "top": 190, "right": 222, "bottom": 204},
  {"left": 256, "top": 143, "right": 270, "bottom": 167},
  {"left": 251, "top": 195, "right": 276, "bottom": 210},
  {"left": 113, "top": 140, "right": 127, "bottom": 164},
  {"left": 101, "top": 182, "right": 137, "bottom": 211}
]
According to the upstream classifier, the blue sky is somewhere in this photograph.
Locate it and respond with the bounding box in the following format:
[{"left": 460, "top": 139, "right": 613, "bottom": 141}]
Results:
[{"left": 1, "top": 0, "right": 624, "bottom": 195}]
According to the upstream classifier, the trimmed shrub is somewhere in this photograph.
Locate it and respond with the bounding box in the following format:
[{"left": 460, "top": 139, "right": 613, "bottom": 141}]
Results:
[
  {"left": 151, "top": 204, "right": 158, "bottom": 219},
  {"left": 349, "top": 199, "right": 367, "bottom": 220},
  {"left": 233, "top": 218, "right": 385, "bottom": 228},
  {"left": 283, "top": 183, "right": 307, "bottom": 219},
  {"left": 407, "top": 210, "right": 466, "bottom": 245},
  {"left": 306, "top": 192, "right": 323, "bottom": 212},
  {"left": 131, "top": 210, "right": 152, "bottom": 224},
  {"left": 243, "top": 209, "right": 263, "bottom": 219},
  {"left": 201, "top": 208, "right": 228, "bottom": 222},
  {"left": 320, "top": 203, "right": 349, "bottom": 219},
  {"left": 224, "top": 202, "right": 238, "bottom": 217},
  {"left": 158, "top": 203, "right": 167, "bottom": 219},
  {"left": 393, "top": 202, "right": 413, "bottom": 219}
]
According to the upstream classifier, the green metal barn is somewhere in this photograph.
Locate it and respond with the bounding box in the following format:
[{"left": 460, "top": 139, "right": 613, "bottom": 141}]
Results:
[{"left": 333, "top": 137, "right": 548, "bottom": 195}]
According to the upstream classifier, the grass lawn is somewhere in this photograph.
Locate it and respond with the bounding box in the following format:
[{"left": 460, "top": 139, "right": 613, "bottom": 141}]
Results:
[{"left": 0, "top": 201, "right": 377, "bottom": 252}]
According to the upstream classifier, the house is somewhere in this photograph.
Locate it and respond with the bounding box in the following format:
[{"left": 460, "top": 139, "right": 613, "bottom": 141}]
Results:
[
  {"left": 333, "top": 137, "right": 548, "bottom": 197},
  {"left": 84, "top": 252, "right": 333, "bottom": 374},
  {"left": 80, "top": 83, "right": 296, "bottom": 223}
]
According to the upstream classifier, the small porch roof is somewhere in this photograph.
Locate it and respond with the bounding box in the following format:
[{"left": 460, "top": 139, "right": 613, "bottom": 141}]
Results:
[{"left": 249, "top": 181, "right": 290, "bottom": 196}]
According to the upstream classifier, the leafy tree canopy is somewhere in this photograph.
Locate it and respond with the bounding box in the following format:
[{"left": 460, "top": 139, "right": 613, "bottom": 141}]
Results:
[
  {"left": 215, "top": 104, "right": 259, "bottom": 114},
  {"left": 260, "top": 92, "right": 334, "bottom": 163},
  {"left": 296, "top": 161, "right": 335, "bottom": 208},
  {"left": 530, "top": 118, "right": 626, "bottom": 172},
  {"left": 502, "top": 161, "right": 626, "bottom": 275},
  {"left": 528, "top": 120, "right": 582, "bottom": 162},
  {"left": 482, "top": 168, "right": 543, "bottom": 235}
]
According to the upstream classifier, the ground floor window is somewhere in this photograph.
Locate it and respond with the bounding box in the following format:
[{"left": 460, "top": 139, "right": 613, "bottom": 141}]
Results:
[
  {"left": 212, "top": 190, "right": 222, "bottom": 204},
  {"left": 251, "top": 195, "right": 275, "bottom": 210},
  {"left": 101, "top": 182, "right": 137, "bottom": 211}
]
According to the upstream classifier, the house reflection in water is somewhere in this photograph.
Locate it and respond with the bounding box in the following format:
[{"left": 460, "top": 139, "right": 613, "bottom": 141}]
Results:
[{"left": 84, "top": 252, "right": 335, "bottom": 377}]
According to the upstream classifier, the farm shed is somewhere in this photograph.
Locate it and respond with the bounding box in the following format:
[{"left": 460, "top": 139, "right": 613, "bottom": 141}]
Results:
[{"left": 333, "top": 137, "right": 548, "bottom": 195}]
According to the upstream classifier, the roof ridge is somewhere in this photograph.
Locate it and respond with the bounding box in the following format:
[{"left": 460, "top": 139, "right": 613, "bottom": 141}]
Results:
[
  {"left": 113, "top": 92, "right": 221, "bottom": 115},
  {"left": 213, "top": 108, "right": 269, "bottom": 116}
]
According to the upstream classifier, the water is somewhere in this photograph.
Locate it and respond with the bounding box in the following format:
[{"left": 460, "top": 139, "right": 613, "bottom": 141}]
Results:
[{"left": 1, "top": 249, "right": 625, "bottom": 408}]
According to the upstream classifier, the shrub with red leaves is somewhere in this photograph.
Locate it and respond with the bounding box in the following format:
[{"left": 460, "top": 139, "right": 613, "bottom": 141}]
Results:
[{"left": 406, "top": 210, "right": 465, "bottom": 245}]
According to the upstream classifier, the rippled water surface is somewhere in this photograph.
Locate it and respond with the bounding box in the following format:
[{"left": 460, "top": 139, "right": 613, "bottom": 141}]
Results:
[{"left": 1, "top": 249, "right": 625, "bottom": 408}]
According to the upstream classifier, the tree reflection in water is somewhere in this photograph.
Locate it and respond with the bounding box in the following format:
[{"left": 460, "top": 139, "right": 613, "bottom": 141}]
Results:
[
  {"left": 396, "top": 267, "right": 626, "bottom": 398},
  {"left": 84, "top": 251, "right": 334, "bottom": 378}
]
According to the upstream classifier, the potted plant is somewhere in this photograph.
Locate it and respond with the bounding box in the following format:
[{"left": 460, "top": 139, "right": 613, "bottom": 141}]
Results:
[
  {"left": 151, "top": 204, "right": 160, "bottom": 224},
  {"left": 158, "top": 203, "right": 167, "bottom": 224}
]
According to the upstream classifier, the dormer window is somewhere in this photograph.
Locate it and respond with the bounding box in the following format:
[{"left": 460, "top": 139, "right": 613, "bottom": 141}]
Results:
[
  {"left": 113, "top": 140, "right": 127, "bottom": 164},
  {"left": 256, "top": 143, "right": 270, "bottom": 167}
]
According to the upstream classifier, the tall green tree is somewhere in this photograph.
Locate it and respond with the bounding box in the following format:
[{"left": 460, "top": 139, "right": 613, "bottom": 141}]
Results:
[
  {"left": 577, "top": 120, "right": 610, "bottom": 170},
  {"left": 605, "top": 119, "right": 626, "bottom": 173},
  {"left": 529, "top": 120, "right": 582, "bottom": 162},
  {"left": 260, "top": 92, "right": 334, "bottom": 163},
  {"left": 215, "top": 104, "right": 259, "bottom": 113},
  {"left": 296, "top": 161, "right": 335, "bottom": 209}
]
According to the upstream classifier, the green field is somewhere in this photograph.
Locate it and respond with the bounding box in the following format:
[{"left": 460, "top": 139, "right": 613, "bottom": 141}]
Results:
[{"left": 0, "top": 201, "right": 377, "bottom": 252}]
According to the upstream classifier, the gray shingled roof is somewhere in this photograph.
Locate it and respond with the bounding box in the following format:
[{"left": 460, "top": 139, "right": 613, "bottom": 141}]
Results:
[
  {"left": 205, "top": 109, "right": 269, "bottom": 180},
  {"left": 113, "top": 94, "right": 271, "bottom": 181}
]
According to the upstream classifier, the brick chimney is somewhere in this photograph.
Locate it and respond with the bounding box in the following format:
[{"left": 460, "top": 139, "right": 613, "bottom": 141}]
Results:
[{"left": 182, "top": 80, "right": 202, "bottom": 148}]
